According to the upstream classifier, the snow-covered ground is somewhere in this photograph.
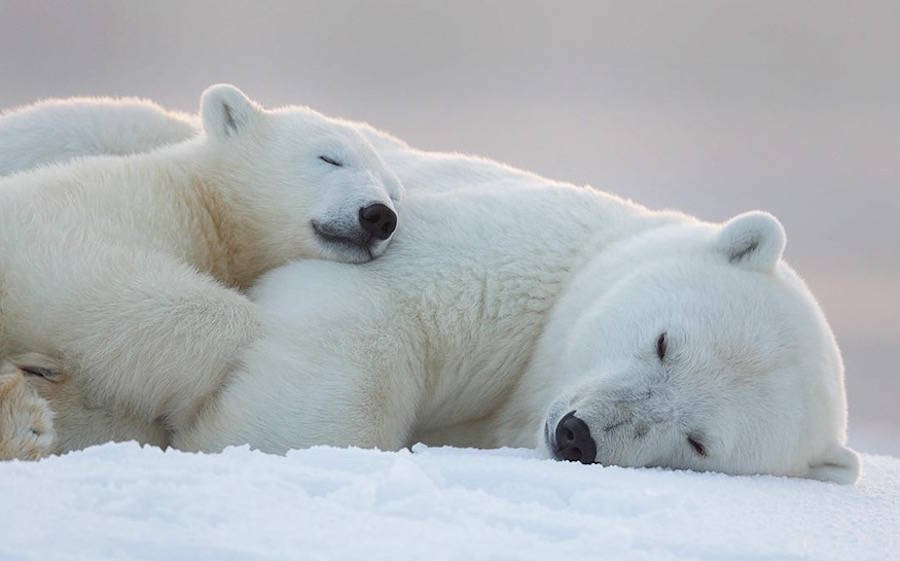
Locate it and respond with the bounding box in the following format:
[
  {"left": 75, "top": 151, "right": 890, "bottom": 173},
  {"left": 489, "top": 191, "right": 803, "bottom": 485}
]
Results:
[{"left": 1, "top": 443, "right": 897, "bottom": 561}]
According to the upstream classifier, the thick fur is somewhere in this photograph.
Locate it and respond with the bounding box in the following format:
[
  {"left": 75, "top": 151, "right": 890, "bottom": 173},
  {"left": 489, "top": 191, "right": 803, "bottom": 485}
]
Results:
[
  {"left": 0, "top": 98, "right": 858, "bottom": 483},
  {"left": 0, "top": 86, "right": 402, "bottom": 456},
  {"left": 0, "top": 97, "right": 199, "bottom": 176}
]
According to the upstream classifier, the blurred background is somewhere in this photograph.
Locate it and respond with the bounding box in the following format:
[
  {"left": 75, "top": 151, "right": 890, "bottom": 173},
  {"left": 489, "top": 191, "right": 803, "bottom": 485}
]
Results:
[{"left": 1, "top": 1, "right": 897, "bottom": 454}]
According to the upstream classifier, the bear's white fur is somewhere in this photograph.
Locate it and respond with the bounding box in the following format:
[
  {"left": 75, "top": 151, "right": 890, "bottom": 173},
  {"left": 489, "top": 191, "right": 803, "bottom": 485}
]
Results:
[
  {"left": 0, "top": 86, "right": 401, "bottom": 457},
  {"left": 0, "top": 98, "right": 858, "bottom": 483},
  {"left": 0, "top": 97, "right": 199, "bottom": 176}
]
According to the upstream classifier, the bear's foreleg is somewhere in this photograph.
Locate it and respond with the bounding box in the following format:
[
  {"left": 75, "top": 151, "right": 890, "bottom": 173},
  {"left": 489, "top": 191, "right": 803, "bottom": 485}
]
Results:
[
  {"left": 30, "top": 249, "right": 262, "bottom": 432},
  {"left": 172, "top": 328, "right": 416, "bottom": 453}
]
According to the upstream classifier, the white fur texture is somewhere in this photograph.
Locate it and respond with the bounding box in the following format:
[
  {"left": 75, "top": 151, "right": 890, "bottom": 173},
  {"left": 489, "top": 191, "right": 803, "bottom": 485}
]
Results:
[
  {"left": 0, "top": 97, "right": 858, "bottom": 483},
  {"left": 0, "top": 85, "right": 401, "bottom": 455},
  {"left": 0, "top": 96, "right": 199, "bottom": 176}
]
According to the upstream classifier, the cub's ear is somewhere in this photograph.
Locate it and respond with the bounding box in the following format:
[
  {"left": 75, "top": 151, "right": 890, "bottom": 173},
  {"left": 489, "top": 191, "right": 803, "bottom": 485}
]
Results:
[
  {"left": 807, "top": 443, "right": 861, "bottom": 484},
  {"left": 200, "top": 84, "right": 261, "bottom": 140},
  {"left": 716, "top": 211, "right": 786, "bottom": 272}
]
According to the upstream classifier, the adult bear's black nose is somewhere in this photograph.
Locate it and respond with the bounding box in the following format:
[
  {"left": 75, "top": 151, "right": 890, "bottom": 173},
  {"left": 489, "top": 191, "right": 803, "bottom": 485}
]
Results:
[
  {"left": 553, "top": 411, "right": 597, "bottom": 464},
  {"left": 359, "top": 203, "right": 397, "bottom": 240}
]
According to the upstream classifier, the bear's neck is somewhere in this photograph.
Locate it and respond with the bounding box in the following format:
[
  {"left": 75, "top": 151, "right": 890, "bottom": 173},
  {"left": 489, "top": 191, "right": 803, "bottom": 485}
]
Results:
[
  {"left": 165, "top": 146, "right": 287, "bottom": 291},
  {"left": 187, "top": 173, "right": 274, "bottom": 290},
  {"left": 404, "top": 177, "right": 682, "bottom": 447},
  {"left": 486, "top": 191, "right": 686, "bottom": 448}
]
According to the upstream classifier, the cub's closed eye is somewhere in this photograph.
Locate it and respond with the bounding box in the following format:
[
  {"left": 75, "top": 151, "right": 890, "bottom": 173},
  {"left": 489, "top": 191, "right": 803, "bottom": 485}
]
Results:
[
  {"left": 656, "top": 332, "right": 667, "bottom": 361},
  {"left": 319, "top": 155, "right": 343, "bottom": 167}
]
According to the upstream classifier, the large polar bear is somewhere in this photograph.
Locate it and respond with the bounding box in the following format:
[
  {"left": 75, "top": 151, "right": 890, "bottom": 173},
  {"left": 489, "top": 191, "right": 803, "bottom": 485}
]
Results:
[
  {"left": 0, "top": 86, "right": 402, "bottom": 457},
  {"left": 0, "top": 98, "right": 859, "bottom": 483}
]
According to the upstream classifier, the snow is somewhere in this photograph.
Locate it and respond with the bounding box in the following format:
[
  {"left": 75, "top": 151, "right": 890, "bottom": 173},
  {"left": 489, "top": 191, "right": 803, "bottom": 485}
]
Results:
[{"left": 1, "top": 443, "right": 897, "bottom": 561}]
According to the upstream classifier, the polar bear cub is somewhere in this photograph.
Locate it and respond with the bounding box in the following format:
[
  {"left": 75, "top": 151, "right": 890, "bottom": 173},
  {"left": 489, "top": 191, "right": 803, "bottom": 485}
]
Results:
[{"left": 0, "top": 84, "right": 402, "bottom": 458}]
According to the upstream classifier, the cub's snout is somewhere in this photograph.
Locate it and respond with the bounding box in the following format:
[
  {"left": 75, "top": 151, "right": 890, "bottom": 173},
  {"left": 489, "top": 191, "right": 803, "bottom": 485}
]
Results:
[
  {"left": 358, "top": 203, "right": 397, "bottom": 241},
  {"left": 311, "top": 201, "right": 398, "bottom": 262}
]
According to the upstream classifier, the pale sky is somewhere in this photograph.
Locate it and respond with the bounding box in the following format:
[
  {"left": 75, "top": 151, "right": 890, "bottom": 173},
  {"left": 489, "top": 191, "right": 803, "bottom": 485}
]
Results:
[{"left": 1, "top": 0, "right": 897, "bottom": 453}]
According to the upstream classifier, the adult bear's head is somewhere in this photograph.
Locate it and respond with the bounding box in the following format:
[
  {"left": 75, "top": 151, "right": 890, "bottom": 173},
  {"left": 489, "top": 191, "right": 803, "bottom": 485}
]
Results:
[
  {"left": 537, "top": 212, "right": 860, "bottom": 484},
  {"left": 199, "top": 84, "right": 402, "bottom": 265}
]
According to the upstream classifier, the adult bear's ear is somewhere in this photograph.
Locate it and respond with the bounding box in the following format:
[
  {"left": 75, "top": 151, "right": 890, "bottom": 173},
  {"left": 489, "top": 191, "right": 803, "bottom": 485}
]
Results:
[
  {"left": 200, "top": 84, "right": 261, "bottom": 140},
  {"left": 807, "top": 443, "right": 861, "bottom": 484},
  {"left": 716, "top": 211, "right": 786, "bottom": 272}
]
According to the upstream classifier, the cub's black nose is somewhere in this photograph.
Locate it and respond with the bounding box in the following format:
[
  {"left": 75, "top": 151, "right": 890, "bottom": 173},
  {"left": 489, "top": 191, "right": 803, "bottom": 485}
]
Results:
[
  {"left": 359, "top": 203, "right": 397, "bottom": 240},
  {"left": 553, "top": 411, "right": 597, "bottom": 464}
]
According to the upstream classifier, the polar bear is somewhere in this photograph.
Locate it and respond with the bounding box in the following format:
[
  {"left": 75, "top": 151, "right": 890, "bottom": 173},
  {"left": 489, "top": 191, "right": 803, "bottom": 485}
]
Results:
[
  {"left": 0, "top": 99, "right": 858, "bottom": 483},
  {"left": 180, "top": 187, "right": 859, "bottom": 484},
  {"left": 0, "top": 85, "right": 402, "bottom": 458}
]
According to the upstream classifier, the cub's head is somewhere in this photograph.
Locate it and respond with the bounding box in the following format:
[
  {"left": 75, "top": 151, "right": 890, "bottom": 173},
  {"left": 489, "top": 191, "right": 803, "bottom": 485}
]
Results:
[
  {"left": 541, "top": 212, "right": 859, "bottom": 483},
  {"left": 199, "top": 84, "right": 402, "bottom": 265}
]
